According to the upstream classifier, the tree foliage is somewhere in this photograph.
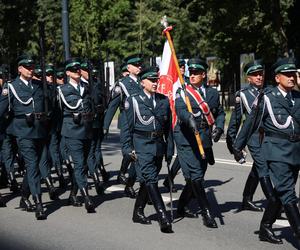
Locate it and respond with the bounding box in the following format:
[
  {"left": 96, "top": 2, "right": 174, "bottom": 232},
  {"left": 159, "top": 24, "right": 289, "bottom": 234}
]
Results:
[{"left": 0, "top": 0, "right": 299, "bottom": 85}]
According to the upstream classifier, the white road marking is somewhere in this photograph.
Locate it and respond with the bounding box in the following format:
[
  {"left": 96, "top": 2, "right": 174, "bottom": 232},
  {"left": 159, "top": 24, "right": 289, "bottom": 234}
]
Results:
[{"left": 274, "top": 219, "right": 290, "bottom": 227}]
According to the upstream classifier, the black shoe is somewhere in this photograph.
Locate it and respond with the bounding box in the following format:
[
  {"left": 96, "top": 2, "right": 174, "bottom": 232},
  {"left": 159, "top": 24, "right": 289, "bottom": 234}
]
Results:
[
  {"left": 35, "top": 203, "right": 47, "bottom": 220},
  {"left": 132, "top": 207, "right": 151, "bottom": 225},
  {"left": 68, "top": 195, "right": 82, "bottom": 207},
  {"left": 84, "top": 197, "right": 95, "bottom": 213},
  {"left": 163, "top": 178, "right": 177, "bottom": 193},
  {"left": 177, "top": 207, "right": 198, "bottom": 218},
  {"left": 202, "top": 209, "right": 218, "bottom": 228},
  {"left": 159, "top": 213, "right": 173, "bottom": 233},
  {"left": 80, "top": 187, "right": 95, "bottom": 213},
  {"left": 125, "top": 186, "right": 136, "bottom": 199},
  {"left": 45, "top": 177, "right": 59, "bottom": 200},
  {"left": 19, "top": 197, "right": 34, "bottom": 212},
  {"left": 241, "top": 198, "right": 263, "bottom": 212},
  {"left": 117, "top": 173, "right": 127, "bottom": 185},
  {"left": 259, "top": 224, "right": 283, "bottom": 244},
  {"left": 33, "top": 195, "right": 47, "bottom": 220}
]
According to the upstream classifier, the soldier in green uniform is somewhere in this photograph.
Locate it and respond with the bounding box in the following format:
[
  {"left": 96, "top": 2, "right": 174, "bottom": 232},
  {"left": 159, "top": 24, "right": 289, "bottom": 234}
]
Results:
[
  {"left": 103, "top": 54, "right": 143, "bottom": 198},
  {"left": 227, "top": 60, "right": 273, "bottom": 212},
  {"left": 80, "top": 60, "right": 105, "bottom": 195},
  {"left": 174, "top": 58, "right": 225, "bottom": 228},
  {"left": 233, "top": 58, "right": 300, "bottom": 244},
  {"left": 123, "top": 67, "right": 174, "bottom": 233},
  {"left": 0, "top": 54, "right": 49, "bottom": 220},
  {"left": 58, "top": 58, "right": 95, "bottom": 213}
]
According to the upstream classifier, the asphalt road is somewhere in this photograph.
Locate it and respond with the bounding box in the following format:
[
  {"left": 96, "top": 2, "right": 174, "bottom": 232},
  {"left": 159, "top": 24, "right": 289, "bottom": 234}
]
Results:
[{"left": 0, "top": 123, "right": 299, "bottom": 250}]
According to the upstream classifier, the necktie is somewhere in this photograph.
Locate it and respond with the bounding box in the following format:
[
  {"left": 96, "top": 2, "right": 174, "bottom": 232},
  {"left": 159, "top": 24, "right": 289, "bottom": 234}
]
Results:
[
  {"left": 77, "top": 84, "right": 81, "bottom": 95},
  {"left": 149, "top": 95, "right": 155, "bottom": 109},
  {"left": 286, "top": 93, "right": 293, "bottom": 107}
]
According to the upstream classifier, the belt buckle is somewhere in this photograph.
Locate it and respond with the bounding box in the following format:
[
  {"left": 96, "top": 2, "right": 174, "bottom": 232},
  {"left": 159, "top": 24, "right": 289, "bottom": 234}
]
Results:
[
  {"left": 151, "top": 132, "right": 157, "bottom": 138},
  {"left": 289, "top": 135, "right": 296, "bottom": 142}
]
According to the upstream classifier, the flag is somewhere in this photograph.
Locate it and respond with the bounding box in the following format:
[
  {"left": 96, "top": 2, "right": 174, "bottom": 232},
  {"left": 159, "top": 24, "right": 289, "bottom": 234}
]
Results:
[{"left": 157, "top": 40, "right": 180, "bottom": 128}]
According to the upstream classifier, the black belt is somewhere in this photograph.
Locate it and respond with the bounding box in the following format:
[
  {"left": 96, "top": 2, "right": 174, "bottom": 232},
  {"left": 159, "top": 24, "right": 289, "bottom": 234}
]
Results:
[
  {"left": 265, "top": 131, "right": 300, "bottom": 142},
  {"left": 134, "top": 130, "right": 164, "bottom": 139},
  {"left": 64, "top": 112, "right": 94, "bottom": 121},
  {"left": 15, "top": 113, "right": 47, "bottom": 120}
]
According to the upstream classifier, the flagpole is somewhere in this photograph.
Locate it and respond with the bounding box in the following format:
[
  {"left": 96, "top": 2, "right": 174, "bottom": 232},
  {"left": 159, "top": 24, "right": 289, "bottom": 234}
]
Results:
[{"left": 161, "top": 16, "right": 206, "bottom": 159}]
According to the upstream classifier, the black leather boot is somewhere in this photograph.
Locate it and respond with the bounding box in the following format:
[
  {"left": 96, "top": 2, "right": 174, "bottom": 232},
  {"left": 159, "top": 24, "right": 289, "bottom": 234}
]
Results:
[
  {"left": 19, "top": 183, "right": 34, "bottom": 212},
  {"left": 68, "top": 181, "right": 82, "bottom": 207},
  {"left": 80, "top": 187, "right": 95, "bottom": 213},
  {"left": 284, "top": 202, "right": 300, "bottom": 239},
  {"left": 191, "top": 179, "right": 217, "bottom": 228},
  {"left": 259, "top": 196, "right": 282, "bottom": 244},
  {"left": 132, "top": 183, "right": 151, "bottom": 225},
  {"left": 242, "top": 173, "right": 262, "bottom": 212},
  {"left": 260, "top": 177, "right": 285, "bottom": 219},
  {"left": 92, "top": 172, "right": 104, "bottom": 195},
  {"left": 0, "top": 166, "right": 8, "bottom": 188},
  {"left": 125, "top": 177, "right": 136, "bottom": 199},
  {"left": 8, "top": 172, "right": 19, "bottom": 193},
  {"left": 117, "top": 157, "right": 130, "bottom": 185},
  {"left": 33, "top": 195, "right": 47, "bottom": 220},
  {"left": 177, "top": 180, "right": 198, "bottom": 218},
  {"left": 146, "top": 183, "right": 173, "bottom": 233},
  {"left": 45, "top": 177, "right": 59, "bottom": 200},
  {"left": 0, "top": 192, "right": 6, "bottom": 207}
]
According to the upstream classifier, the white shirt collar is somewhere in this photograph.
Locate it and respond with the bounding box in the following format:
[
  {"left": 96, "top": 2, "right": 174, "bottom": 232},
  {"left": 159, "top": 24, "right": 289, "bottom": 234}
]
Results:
[
  {"left": 277, "top": 86, "right": 289, "bottom": 97},
  {"left": 69, "top": 79, "right": 83, "bottom": 95},
  {"left": 129, "top": 74, "right": 138, "bottom": 83},
  {"left": 20, "top": 76, "right": 29, "bottom": 86}
]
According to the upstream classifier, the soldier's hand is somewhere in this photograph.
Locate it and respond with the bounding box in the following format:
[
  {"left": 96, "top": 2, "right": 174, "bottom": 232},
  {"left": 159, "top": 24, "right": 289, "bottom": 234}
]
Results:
[
  {"left": 232, "top": 147, "right": 246, "bottom": 164},
  {"left": 226, "top": 136, "right": 234, "bottom": 154},
  {"left": 129, "top": 150, "right": 137, "bottom": 161},
  {"left": 212, "top": 127, "right": 223, "bottom": 142},
  {"left": 188, "top": 115, "right": 198, "bottom": 133}
]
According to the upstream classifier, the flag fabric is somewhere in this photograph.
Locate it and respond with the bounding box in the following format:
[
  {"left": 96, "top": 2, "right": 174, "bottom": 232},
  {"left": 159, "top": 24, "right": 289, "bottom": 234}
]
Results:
[{"left": 157, "top": 40, "right": 180, "bottom": 128}]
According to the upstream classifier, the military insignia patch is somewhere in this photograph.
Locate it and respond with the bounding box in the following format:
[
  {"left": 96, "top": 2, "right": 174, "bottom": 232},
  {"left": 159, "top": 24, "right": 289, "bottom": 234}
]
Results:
[
  {"left": 124, "top": 100, "right": 130, "bottom": 110},
  {"left": 114, "top": 86, "right": 121, "bottom": 94},
  {"left": 235, "top": 96, "right": 240, "bottom": 103},
  {"left": 1, "top": 88, "right": 8, "bottom": 96}
]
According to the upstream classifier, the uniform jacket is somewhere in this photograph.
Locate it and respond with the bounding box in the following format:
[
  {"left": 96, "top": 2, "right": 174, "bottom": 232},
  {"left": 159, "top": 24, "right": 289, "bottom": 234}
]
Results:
[
  {"left": 0, "top": 76, "right": 47, "bottom": 139},
  {"left": 174, "top": 84, "right": 225, "bottom": 148},
  {"left": 103, "top": 75, "right": 141, "bottom": 130},
  {"left": 123, "top": 90, "right": 174, "bottom": 158},
  {"left": 234, "top": 86, "right": 300, "bottom": 165},
  {"left": 227, "top": 84, "right": 261, "bottom": 147},
  {"left": 58, "top": 82, "right": 93, "bottom": 139}
]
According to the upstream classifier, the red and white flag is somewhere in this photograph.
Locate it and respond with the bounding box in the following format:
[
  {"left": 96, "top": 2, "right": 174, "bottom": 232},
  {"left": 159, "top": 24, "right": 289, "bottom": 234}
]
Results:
[{"left": 157, "top": 40, "right": 180, "bottom": 128}]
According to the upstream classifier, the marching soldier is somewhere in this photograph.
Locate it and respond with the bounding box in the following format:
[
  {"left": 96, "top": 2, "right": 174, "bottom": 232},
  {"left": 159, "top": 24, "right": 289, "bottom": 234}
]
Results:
[
  {"left": 57, "top": 58, "right": 95, "bottom": 213},
  {"left": 80, "top": 59, "right": 105, "bottom": 195},
  {"left": 174, "top": 58, "right": 225, "bottom": 228},
  {"left": 233, "top": 58, "right": 300, "bottom": 244},
  {"left": 103, "top": 54, "right": 143, "bottom": 198},
  {"left": 0, "top": 54, "right": 49, "bottom": 219},
  {"left": 123, "top": 67, "right": 174, "bottom": 233},
  {"left": 226, "top": 60, "right": 272, "bottom": 212}
]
